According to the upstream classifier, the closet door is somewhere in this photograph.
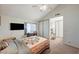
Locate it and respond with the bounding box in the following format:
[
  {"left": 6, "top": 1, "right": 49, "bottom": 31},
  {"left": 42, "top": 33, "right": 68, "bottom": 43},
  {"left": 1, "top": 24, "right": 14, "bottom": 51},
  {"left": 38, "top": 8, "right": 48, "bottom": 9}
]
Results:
[
  {"left": 39, "top": 22, "right": 43, "bottom": 36},
  {"left": 43, "top": 20, "right": 49, "bottom": 38},
  {"left": 56, "top": 21, "right": 59, "bottom": 37},
  {"left": 59, "top": 20, "right": 63, "bottom": 37}
]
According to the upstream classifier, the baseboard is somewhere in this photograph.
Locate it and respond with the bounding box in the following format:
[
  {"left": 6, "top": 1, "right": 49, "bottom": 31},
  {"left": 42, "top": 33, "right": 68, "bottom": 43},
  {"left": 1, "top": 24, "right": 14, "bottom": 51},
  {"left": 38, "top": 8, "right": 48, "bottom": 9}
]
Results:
[{"left": 64, "top": 41, "right": 79, "bottom": 48}]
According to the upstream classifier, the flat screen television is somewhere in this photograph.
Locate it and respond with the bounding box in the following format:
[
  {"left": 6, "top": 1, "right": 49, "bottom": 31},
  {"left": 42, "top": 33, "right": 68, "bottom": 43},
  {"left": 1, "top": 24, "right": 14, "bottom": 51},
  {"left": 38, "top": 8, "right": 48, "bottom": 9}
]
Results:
[{"left": 10, "top": 23, "right": 24, "bottom": 30}]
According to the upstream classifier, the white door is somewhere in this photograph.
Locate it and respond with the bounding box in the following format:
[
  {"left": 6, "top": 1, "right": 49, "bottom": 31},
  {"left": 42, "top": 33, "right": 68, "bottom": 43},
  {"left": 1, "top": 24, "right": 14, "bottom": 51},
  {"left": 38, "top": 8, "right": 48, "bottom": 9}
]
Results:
[
  {"left": 59, "top": 20, "right": 63, "bottom": 37},
  {"left": 56, "top": 20, "right": 63, "bottom": 37},
  {"left": 56, "top": 21, "right": 59, "bottom": 37},
  {"left": 39, "top": 20, "right": 49, "bottom": 38},
  {"left": 39, "top": 22, "right": 43, "bottom": 36},
  {"left": 43, "top": 20, "right": 49, "bottom": 38}
]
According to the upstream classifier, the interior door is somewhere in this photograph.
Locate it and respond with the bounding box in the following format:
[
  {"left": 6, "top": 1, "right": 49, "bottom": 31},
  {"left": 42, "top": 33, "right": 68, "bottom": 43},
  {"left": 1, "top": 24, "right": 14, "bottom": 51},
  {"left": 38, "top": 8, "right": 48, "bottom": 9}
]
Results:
[
  {"left": 39, "top": 20, "right": 49, "bottom": 38},
  {"left": 56, "top": 20, "right": 63, "bottom": 37},
  {"left": 43, "top": 20, "right": 49, "bottom": 38},
  {"left": 56, "top": 21, "right": 59, "bottom": 37},
  {"left": 39, "top": 22, "right": 43, "bottom": 36}
]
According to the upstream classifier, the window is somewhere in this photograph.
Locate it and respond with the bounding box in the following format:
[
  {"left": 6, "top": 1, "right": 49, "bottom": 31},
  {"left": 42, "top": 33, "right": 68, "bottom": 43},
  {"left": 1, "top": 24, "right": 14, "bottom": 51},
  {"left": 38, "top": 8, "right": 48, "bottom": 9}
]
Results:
[{"left": 27, "top": 23, "right": 37, "bottom": 33}]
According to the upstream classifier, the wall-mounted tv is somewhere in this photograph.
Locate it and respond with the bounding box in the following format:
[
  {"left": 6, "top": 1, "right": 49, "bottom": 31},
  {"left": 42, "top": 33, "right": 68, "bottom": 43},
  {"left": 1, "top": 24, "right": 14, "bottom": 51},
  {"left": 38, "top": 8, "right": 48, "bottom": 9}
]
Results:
[{"left": 10, "top": 23, "right": 24, "bottom": 30}]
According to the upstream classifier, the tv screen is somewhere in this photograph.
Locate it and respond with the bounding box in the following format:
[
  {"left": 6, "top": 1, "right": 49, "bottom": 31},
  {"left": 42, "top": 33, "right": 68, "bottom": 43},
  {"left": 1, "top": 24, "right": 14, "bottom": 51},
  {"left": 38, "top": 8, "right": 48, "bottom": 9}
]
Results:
[{"left": 10, "top": 23, "right": 24, "bottom": 30}]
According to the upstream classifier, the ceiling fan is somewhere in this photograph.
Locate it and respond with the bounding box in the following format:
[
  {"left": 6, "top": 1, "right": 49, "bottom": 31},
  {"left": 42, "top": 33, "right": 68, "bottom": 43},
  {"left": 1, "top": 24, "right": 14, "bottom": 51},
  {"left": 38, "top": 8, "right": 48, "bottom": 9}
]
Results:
[
  {"left": 32, "top": 4, "right": 45, "bottom": 7},
  {"left": 32, "top": 4, "right": 52, "bottom": 12}
]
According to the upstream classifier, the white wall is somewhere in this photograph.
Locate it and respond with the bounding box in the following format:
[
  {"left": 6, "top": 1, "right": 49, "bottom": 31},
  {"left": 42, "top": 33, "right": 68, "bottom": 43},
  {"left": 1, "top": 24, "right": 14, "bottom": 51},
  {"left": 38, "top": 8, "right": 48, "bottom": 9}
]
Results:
[
  {"left": 0, "top": 16, "right": 10, "bottom": 35},
  {"left": 42, "top": 5, "right": 79, "bottom": 48},
  {"left": 0, "top": 16, "right": 37, "bottom": 39},
  {"left": 64, "top": 5, "right": 79, "bottom": 48},
  {"left": 0, "top": 16, "right": 25, "bottom": 39}
]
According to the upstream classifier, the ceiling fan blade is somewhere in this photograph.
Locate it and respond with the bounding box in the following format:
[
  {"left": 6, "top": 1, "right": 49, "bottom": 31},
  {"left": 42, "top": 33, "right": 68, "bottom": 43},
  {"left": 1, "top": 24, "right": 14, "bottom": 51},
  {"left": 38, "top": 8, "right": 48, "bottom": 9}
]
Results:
[
  {"left": 32, "top": 5, "right": 38, "bottom": 7},
  {"left": 32, "top": 4, "right": 43, "bottom": 7}
]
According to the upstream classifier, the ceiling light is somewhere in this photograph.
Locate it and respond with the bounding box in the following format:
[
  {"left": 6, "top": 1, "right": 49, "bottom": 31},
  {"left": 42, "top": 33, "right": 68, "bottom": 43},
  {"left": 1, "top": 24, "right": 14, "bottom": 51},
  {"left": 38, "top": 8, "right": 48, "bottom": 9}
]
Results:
[{"left": 40, "top": 5, "right": 47, "bottom": 11}]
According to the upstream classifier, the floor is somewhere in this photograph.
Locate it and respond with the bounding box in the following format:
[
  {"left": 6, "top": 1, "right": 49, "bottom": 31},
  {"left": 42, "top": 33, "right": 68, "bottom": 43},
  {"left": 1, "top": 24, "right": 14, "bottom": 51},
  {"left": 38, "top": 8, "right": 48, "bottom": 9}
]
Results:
[
  {"left": 15, "top": 37, "right": 79, "bottom": 54},
  {"left": 43, "top": 38, "right": 79, "bottom": 54}
]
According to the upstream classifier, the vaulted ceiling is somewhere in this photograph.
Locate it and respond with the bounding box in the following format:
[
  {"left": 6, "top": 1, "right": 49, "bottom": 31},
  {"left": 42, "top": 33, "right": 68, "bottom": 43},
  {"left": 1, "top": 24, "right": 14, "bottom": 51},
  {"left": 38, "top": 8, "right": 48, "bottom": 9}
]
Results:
[{"left": 0, "top": 4, "right": 57, "bottom": 21}]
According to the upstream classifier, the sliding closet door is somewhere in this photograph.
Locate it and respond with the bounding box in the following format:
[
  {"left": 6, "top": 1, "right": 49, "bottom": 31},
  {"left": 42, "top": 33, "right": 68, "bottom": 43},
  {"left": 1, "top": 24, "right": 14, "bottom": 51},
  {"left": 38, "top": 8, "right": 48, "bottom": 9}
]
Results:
[
  {"left": 39, "top": 20, "right": 49, "bottom": 38},
  {"left": 43, "top": 20, "right": 49, "bottom": 38},
  {"left": 39, "top": 22, "right": 43, "bottom": 36}
]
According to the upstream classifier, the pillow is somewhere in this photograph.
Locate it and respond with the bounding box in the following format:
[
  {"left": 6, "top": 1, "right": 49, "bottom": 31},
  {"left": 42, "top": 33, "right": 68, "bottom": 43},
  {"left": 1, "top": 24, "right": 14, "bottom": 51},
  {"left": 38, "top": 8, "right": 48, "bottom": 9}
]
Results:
[{"left": 0, "top": 41, "right": 8, "bottom": 51}]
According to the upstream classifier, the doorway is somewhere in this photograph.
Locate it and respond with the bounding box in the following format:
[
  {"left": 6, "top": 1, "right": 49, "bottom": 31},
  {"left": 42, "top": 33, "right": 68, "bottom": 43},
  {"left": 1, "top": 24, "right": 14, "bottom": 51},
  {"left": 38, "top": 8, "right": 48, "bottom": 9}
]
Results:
[
  {"left": 55, "top": 19, "right": 63, "bottom": 38},
  {"left": 50, "top": 16, "right": 63, "bottom": 39}
]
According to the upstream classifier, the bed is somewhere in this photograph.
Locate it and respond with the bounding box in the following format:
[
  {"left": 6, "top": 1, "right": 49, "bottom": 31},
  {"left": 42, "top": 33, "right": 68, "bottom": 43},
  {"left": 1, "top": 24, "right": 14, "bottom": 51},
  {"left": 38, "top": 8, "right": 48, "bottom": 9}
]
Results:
[
  {"left": 0, "top": 36, "right": 18, "bottom": 54},
  {"left": 22, "top": 36, "right": 49, "bottom": 54}
]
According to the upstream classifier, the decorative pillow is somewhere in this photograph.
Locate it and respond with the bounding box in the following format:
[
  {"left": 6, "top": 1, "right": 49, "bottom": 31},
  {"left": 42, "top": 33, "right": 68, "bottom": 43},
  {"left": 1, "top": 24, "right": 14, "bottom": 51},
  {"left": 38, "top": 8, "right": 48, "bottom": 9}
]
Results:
[{"left": 0, "top": 40, "right": 8, "bottom": 51}]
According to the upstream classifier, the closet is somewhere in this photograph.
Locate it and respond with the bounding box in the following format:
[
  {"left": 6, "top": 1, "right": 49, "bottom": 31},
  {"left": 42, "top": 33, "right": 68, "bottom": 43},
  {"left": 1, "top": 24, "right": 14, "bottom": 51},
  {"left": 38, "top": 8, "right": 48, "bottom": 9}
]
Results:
[
  {"left": 50, "top": 16, "right": 63, "bottom": 38},
  {"left": 39, "top": 20, "right": 49, "bottom": 38}
]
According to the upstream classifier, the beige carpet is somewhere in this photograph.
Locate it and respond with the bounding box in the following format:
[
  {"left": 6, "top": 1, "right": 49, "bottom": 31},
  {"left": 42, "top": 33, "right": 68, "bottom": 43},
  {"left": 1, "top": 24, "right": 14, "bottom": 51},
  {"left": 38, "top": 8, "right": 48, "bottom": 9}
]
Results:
[{"left": 43, "top": 38, "right": 79, "bottom": 54}]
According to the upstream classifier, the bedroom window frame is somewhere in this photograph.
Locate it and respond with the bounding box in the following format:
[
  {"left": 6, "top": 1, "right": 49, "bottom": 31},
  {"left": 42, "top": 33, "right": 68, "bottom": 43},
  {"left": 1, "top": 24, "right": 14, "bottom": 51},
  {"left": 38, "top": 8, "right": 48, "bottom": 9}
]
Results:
[{"left": 24, "top": 22, "right": 37, "bottom": 34}]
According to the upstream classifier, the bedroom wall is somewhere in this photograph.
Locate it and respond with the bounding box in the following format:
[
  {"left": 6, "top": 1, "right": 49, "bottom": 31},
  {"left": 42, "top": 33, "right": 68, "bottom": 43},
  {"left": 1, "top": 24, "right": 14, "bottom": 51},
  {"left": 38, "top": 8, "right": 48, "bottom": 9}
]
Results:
[
  {"left": 0, "top": 16, "right": 37, "bottom": 39},
  {"left": 42, "top": 4, "right": 79, "bottom": 48}
]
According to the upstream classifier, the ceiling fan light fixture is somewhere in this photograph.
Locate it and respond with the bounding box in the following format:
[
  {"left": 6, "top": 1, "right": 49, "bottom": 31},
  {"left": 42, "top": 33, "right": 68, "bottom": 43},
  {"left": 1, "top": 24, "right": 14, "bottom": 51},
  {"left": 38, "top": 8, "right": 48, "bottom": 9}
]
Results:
[{"left": 40, "top": 5, "right": 47, "bottom": 11}]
